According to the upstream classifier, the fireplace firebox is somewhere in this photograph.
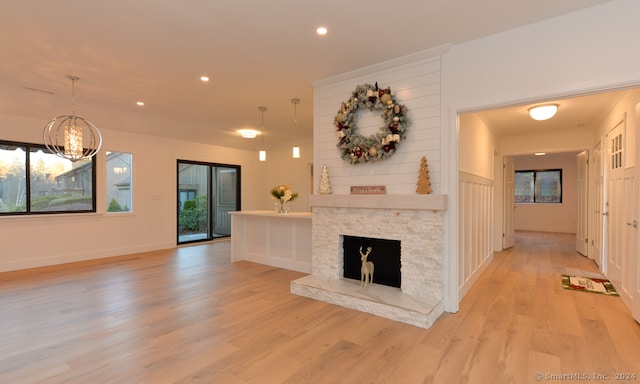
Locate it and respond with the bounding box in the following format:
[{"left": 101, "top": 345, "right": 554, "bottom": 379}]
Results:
[{"left": 342, "top": 235, "right": 401, "bottom": 288}]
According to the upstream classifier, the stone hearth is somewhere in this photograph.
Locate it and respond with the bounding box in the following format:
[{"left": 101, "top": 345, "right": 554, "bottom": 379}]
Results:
[{"left": 290, "top": 194, "right": 447, "bottom": 329}]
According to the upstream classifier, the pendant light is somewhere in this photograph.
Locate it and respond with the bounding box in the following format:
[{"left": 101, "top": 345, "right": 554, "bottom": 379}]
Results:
[
  {"left": 258, "top": 106, "right": 267, "bottom": 161},
  {"left": 43, "top": 75, "right": 102, "bottom": 162},
  {"left": 291, "top": 98, "right": 300, "bottom": 158}
]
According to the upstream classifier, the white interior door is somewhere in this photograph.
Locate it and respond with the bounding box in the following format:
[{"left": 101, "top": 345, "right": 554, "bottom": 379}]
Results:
[
  {"left": 503, "top": 157, "right": 515, "bottom": 249},
  {"left": 576, "top": 150, "right": 588, "bottom": 256},
  {"left": 606, "top": 119, "right": 624, "bottom": 291},
  {"left": 589, "top": 143, "right": 604, "bottom": 267},
  {"left": 606, "top": 114, "right": 637, "bottom": 308}
]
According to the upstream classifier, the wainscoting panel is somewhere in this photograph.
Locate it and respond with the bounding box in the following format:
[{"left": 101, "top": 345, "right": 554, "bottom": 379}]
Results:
[{"left": 458, "top": 171, "right": 494, "bottom": 299}]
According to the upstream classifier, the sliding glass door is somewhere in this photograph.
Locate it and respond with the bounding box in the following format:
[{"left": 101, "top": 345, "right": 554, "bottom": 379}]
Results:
[{"left": 177, "top": 160, "right": 240, "bottom": 244}]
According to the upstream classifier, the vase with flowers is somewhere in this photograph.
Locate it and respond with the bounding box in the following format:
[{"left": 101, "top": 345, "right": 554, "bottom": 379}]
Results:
[{"left": 271, "top": 184, "right": 298, "bottom": 214}]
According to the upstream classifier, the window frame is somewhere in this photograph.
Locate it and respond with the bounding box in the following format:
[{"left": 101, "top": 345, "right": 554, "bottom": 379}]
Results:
[
  {"left": 176, "top": 159, "right": 241, "bottom": 245},
  {"left": 0, "top": 139, "right": 97, "bottom": 216},
  {"left": 515, "top": 168, "right": 563, "bottom": 204}
]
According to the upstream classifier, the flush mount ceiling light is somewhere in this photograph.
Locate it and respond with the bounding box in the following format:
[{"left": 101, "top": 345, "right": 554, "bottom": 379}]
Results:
[
  {"left": 528, "top": 104, "right": 558, "bottom": 121},
  {"left": 43, "top": 75, "right": 102, "bottom": 162},
  {"left": 316, "top": 26, "right": 328, "bottom": 35},
  {"left": 258, "top": 106, "right": 267, "bottom": 162},
  {"left": 238, "top": 129, "right": 259, "bottom": 138}
]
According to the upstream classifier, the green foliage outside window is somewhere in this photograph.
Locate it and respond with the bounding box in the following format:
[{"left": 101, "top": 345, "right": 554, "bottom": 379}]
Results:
[
  {"left": 179, "top": 194, "right": 208, "bottom": 232},
  {"left": 107, "top": 198, "right": 130, "bottom": 212},
  {"left": 30, "top": 195, "right": 93, "bottom": 211}
]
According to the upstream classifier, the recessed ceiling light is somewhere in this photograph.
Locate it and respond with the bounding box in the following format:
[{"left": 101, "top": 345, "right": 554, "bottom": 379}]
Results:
[
  {"left": 316, "top": 27, "right": 328, "bottom": 35},
  {"left": 200, "top": 75, "right": 210, "bottom": 82},
  {"left": 238, "top": 129, "right": 259, "bottom": 138},
  {"left": 534, "top": 152, "right": 546, "bottom": 156},
  {"left": 136, "top": 101, "right": 145, "bottom": 106}
]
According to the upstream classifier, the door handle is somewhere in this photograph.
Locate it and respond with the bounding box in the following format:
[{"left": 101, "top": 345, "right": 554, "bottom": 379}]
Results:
[{"left": 626, "top": 220, "right": 638, "bottom": 228}]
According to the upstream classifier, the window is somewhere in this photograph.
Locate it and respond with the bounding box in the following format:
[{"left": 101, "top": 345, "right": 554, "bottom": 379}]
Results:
[
  {"left": 106, "top": 151, "right": 132, "bottom": 212},
  {"left": 0, "top": 140, "right": 96, "bottom": 215},
  {"left": 515, "top": 169, "right": 562, "bottom": 203}
]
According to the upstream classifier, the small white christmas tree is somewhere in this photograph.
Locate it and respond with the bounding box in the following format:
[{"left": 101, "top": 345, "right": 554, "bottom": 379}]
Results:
[
  {"left": 416, "top": 156, "right": 432, "bottom": 194},
  {"left": 318, "top": 164, "right": 332, "bottom": 194}
]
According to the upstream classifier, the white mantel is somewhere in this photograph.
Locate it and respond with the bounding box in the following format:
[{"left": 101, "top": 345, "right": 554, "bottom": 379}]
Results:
[{"left": 309, "top": 194, "right": 448, "bottom": 211}]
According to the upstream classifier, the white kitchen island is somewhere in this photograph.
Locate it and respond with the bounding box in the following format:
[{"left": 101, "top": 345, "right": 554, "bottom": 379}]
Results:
[{"left": 229, "top": 210, "right": 312, "bottom": 273}]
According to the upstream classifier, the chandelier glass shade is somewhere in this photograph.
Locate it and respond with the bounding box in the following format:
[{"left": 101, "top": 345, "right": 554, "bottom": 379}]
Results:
[
  {"left": 43, "top": 75, "right": 102, "bottom": 162},
  {"left": 44, "top": 114, "right": 102, "bottom": 162}
]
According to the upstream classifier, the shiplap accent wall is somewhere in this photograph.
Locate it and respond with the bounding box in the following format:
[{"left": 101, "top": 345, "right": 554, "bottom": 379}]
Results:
[
  {"left": 458, "top": 171, "right": 494, "bottom": 298},
  {"left": 312, "top": 49, "right": 445, "bottom": 194}
]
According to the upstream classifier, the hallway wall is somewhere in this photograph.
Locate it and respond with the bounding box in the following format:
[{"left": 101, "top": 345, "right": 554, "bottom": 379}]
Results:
[{"left": 513, "top": 152, "right": 579, "bottom": 233}]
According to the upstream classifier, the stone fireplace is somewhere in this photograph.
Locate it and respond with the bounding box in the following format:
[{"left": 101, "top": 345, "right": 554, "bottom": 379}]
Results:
[{"left": 290, "top": 194, "right": 447, "bottom": 328}]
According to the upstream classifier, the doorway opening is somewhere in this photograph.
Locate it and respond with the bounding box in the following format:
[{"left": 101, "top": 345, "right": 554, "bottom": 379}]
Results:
[
  {"left": 177, "top": 160, "right": 241, "bottom": 245},
  {"left": 455, "top": 87, "right": 639, "bottom": 310}
]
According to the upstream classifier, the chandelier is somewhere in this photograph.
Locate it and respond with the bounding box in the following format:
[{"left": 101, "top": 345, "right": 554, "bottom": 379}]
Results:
[{"left": 43, "top": 75, "right": 102, "bottom": 162}]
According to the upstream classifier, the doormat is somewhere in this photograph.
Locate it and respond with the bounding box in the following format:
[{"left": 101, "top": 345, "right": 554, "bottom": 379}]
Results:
[{"left": 561, "top": 274, "right": 619, "bottom": 296}]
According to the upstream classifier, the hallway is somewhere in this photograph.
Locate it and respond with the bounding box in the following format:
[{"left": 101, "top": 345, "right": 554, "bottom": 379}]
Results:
[{"left": 457, "top": 231, "right": 640, "bottom": 382}]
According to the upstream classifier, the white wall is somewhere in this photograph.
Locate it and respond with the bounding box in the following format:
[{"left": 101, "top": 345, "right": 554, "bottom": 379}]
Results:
[
  {"left": 313, "top": 50, "right": 445, "bottom": 195},
  {"left": 499, "top": 128, "right": 595, "bottom": 157},
  {"left": 265, "top": 137, "right": 313, "bottom": 212},
  {"left": 0, "top": 112, "right": 308, "bottom": 272},
  {"left": 513, "top": 152, "right": 578, "bottom": 233},
  {"left": 445, "top": 0, "right": 640, "bottom": 114},
  {"left": 459, "top": 114, "right": 495, "bottom": 179},
  {"left": 457, "top": 113, "right": 495, "bottom": 298}
]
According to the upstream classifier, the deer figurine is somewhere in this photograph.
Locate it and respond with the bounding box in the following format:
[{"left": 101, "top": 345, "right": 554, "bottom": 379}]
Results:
[{"left": 360, "top": 246, "right": 374, "bottom": 289}]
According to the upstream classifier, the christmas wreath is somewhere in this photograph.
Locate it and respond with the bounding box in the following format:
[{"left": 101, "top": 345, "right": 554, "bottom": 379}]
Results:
[{"left": 334, "top": 82, "right": 409, "bottom": 164}]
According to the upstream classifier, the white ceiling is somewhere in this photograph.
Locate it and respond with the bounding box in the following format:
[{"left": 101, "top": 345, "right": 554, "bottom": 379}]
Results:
[
  {"left": 471, "top": 89, "right": 629, "bottom": 139},
  {"left": 0, "top": 0, "right": 616, "bottom": 151}
]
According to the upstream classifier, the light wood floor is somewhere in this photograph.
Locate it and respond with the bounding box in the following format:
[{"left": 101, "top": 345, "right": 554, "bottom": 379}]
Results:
[{"left": 1, "top": 231, "right": 639, "bottom": 384}]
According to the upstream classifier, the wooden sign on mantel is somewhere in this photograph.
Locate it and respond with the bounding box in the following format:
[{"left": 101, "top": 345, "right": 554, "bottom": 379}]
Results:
[{"left": 350, "top": 185, "right": 386, "bottom": 195}]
